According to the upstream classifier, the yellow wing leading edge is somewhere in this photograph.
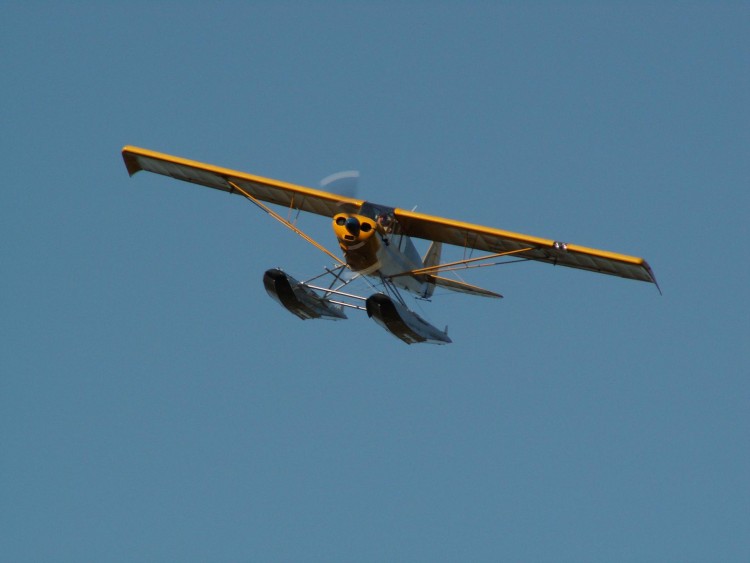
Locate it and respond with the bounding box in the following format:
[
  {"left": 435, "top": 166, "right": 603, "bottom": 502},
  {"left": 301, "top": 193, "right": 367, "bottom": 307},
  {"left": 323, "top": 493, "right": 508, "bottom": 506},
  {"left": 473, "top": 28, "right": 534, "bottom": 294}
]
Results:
[
  {"left": 394, "top": 208, "right": 658, "bottom": 287},
  {"left": 122, "top": 145, "right": 364, "bottom": 218}
]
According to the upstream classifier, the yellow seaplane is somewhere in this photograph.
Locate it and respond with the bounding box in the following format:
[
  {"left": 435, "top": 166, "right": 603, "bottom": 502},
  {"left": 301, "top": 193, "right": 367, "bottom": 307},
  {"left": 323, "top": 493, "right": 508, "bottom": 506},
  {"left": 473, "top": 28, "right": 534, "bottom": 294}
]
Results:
[{"left": 122, "top": 146, "right": 658, "bottom": 344}]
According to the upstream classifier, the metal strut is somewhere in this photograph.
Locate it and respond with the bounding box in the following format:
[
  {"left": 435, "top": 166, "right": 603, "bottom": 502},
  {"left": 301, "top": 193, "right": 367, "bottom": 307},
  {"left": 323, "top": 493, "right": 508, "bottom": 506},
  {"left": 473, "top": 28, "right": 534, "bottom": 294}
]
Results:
[
  {"left": 379, "top": 273, "right": 409, "bottom": 307},
  {"left": 390, "top": 247, "right": 535, "bottom": 278},
  {"left": 227, "top": 180, "right": 345, "bottom": 266}
]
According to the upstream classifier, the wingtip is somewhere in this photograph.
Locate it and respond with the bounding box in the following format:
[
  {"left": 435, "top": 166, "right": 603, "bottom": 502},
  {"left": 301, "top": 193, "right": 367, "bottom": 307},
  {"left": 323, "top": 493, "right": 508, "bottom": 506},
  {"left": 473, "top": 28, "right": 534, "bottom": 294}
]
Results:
[
  {"left": 121, "top": 145, "right": 142, "bottom": 177},
  {"left": 643, "top": 261, "right": 662, "bottom": 295},
  {"left": 654, "top": 279, "right": 663, "bottom": 296}
]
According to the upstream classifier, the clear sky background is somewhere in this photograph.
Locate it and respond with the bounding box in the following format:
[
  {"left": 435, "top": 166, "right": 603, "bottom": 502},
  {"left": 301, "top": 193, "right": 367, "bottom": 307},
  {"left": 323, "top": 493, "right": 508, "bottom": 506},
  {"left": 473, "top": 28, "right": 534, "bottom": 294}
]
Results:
[{"left": 2, "top": 3, "right": 748, "bottom": 561}]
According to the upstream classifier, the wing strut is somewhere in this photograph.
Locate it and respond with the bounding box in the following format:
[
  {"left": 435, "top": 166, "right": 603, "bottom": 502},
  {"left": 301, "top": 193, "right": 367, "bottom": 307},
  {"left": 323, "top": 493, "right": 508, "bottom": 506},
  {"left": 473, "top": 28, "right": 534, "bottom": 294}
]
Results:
[
  {"left": 391, "top": 247, "right": 535, "bottom": 278},
  {"left": 227, "top": 180, "right": 345, "bottom": 266}
]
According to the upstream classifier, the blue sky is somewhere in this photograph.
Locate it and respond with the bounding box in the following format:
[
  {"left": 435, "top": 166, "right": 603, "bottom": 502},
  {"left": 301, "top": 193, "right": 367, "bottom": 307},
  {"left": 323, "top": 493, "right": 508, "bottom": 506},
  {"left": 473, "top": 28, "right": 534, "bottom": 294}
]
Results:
[{"left": 2, "top": 3, "right": 748, "bottom": 561}]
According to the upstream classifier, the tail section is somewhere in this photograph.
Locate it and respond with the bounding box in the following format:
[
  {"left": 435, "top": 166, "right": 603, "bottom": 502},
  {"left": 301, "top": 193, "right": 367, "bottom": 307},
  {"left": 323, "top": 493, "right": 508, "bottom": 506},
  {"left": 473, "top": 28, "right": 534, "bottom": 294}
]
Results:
[
  {"left": 421, "top": 242, "right": 442, "bottom": 298},
  {"left": 420, "top": 241, "right": 502, "bottom": 298}
]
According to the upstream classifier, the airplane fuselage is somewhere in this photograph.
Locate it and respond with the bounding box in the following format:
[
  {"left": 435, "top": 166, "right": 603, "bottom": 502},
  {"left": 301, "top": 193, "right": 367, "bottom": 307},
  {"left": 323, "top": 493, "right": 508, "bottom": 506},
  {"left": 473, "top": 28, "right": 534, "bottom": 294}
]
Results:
[{"left": 332, "top": 205, "right": 429, "bottom": 296}]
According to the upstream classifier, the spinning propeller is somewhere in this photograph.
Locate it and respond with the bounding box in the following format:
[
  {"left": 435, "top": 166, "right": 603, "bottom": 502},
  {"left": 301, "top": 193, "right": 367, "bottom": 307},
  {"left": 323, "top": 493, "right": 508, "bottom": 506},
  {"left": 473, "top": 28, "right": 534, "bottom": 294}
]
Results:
[{"left": 321, "top": 170, "right": 361, "bottom": 213}]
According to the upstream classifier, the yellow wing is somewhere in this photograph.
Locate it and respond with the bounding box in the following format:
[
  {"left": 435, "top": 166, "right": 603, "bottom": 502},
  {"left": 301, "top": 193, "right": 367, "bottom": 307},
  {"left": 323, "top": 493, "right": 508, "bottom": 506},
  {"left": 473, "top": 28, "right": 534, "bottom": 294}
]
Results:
[
  {"left": 394, "top": 208, "right": 658, "bottom": 287},
  {"left": 122, "top": 146, "right": 364, "bottom": 217},
  {"left": 123, "top": 146, "right": 657, "bottom": 288}
]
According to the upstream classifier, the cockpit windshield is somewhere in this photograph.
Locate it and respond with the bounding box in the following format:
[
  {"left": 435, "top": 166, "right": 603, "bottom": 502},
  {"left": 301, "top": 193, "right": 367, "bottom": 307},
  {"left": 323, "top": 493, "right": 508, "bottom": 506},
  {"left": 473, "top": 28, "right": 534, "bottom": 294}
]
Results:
[{"left": 359, "top": 202, "right": 400, "bottom": 235}]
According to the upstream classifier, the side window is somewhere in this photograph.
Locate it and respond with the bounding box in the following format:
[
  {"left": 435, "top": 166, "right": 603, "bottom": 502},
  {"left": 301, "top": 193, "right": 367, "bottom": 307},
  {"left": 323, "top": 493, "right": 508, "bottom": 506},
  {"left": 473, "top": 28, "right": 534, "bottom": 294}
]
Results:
[{"left": 376, "top": 211, "right": 394, "bottom": 233}]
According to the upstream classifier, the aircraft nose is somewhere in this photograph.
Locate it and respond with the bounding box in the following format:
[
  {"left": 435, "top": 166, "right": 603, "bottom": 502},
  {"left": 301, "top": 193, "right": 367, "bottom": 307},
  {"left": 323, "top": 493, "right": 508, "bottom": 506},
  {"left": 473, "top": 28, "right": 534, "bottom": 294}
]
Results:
[{"left": 345, "top": 216, "right": 360, "bottom": 236}]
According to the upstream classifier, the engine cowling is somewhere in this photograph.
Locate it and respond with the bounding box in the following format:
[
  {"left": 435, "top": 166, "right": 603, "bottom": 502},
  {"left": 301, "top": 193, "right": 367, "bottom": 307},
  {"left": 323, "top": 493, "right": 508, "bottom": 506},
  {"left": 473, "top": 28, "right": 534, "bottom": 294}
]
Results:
[{"left": 332, "top": 213, "right": 381, "bottom": 273}]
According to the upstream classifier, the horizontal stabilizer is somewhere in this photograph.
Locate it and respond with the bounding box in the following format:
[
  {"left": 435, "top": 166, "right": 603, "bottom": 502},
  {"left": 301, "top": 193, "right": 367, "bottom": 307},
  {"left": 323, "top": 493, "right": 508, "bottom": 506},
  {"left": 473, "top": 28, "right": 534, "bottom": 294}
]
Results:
[{"left": 426, "top": 275, "right": 502, "bottom": 299}]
